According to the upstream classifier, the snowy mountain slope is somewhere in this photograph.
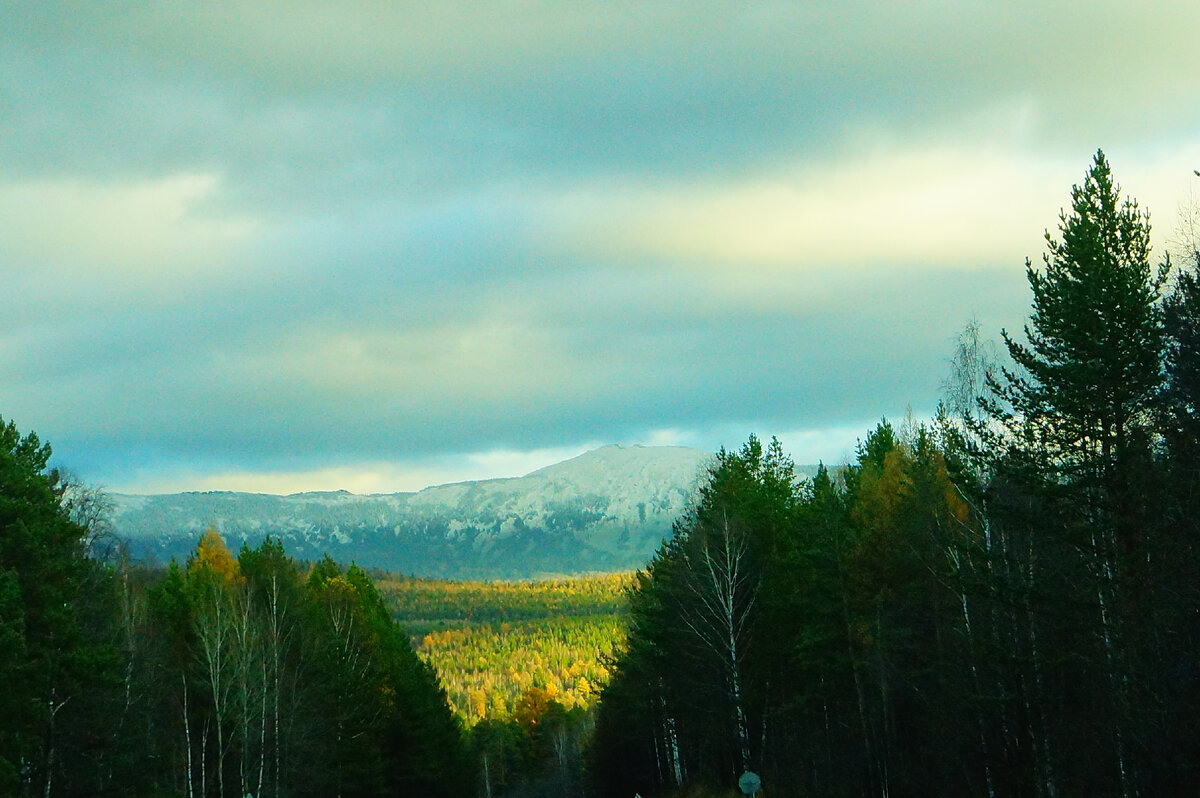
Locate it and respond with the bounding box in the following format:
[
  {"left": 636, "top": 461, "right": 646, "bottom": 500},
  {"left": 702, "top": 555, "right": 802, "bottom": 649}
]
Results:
[{"left": 112, "top": 444, "right": 713, "bottom": 579}]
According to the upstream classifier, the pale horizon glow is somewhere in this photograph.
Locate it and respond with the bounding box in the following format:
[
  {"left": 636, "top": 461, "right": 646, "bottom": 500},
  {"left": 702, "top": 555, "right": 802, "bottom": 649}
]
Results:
[
  {"left": 104, "top": 426, "right": 880, "bottom": 496},
  {"left": 105, "top": 442, "right": 611, "bottom": 496}
]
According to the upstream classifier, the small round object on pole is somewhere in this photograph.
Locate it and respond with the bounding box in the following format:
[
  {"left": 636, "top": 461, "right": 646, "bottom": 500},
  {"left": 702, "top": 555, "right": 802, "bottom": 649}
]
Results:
[{"left": 738, "top": 770, "right": 762, "bottom": 795}]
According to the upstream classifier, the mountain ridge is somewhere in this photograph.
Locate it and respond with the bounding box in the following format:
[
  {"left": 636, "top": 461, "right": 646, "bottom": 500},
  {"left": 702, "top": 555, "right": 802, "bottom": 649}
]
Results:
[{"left": 112, "top": 444, "right": 716, "bottom": 579}]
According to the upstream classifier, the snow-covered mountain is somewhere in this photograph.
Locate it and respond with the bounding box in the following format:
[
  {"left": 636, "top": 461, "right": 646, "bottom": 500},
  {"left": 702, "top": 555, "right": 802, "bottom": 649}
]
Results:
[{"left": 112, "top": 444, "right": 713, "bottom": 578}]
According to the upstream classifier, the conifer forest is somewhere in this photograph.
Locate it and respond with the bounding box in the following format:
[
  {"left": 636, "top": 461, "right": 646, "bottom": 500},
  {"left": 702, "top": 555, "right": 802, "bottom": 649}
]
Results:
[{"left": 3, "top": 151, "right": 1199, "bottom": 797}]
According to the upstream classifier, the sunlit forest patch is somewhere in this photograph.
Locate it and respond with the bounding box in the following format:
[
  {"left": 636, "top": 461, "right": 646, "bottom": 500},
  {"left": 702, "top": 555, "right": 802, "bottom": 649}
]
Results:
[{"left": 379, "top": 573, "right": 631, "bottom": 723}]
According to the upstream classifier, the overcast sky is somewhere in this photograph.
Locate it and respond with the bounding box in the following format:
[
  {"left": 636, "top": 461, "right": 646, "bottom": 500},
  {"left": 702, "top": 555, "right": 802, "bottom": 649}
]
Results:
[{"left": 2, "top": 2, "right": 1199, "bottom": 494}]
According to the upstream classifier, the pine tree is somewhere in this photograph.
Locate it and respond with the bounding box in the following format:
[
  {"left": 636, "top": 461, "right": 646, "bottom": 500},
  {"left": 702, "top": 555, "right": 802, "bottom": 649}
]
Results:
[
  {"left": 984, "top": 150, "right": 1170, "bottom": 797},
  {"left": 990, "top": 149, "right": 1168, "bottom": 551}
]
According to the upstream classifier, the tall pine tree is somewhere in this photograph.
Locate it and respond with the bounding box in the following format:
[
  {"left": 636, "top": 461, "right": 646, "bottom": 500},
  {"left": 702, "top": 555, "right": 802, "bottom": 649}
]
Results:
[
  {"left": 984, "top": 150, "right": 1169, "bottom": 797},
  {"left": 989, "top": 149, "right": 1168, "bottom": 550}
]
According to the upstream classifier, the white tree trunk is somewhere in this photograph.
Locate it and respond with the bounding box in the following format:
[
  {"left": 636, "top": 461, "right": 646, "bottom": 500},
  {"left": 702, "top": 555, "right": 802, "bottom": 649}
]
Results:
[
  {"left": 679, "top": 513, "right": 759, "bottom": 774},
  {"left": 182, "top": 675, "right": 194, "bottom": 798}
]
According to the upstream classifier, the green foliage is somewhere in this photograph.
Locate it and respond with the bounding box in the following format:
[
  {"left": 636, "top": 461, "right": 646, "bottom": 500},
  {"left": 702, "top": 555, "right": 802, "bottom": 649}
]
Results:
[
  {"left": 978, "top": 151, "right": 1192, "bottom": 795},
  {"left": 1164, "top": 258, "right": 1200, "bottom": 453},
  {"left": 0, "top": 568, "right": 26, "bottom": 790},
  {"left": 593, "top": 436, "right": 804, "bottom": 794},
  {"left": 0, "top": 416, "right": 121, "bottom": 796},
  {"left": 989, "top": 149, "right": 1169, "bottom": 524},
  {"left": 133, "top": 539, "right": 472, "bottom": 798},
  {"left": 592, "top": 153, "right": 1200, "bottom": 798}
]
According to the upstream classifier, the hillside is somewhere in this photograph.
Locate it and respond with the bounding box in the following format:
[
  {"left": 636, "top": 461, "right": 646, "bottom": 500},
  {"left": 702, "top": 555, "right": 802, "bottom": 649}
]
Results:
[{"left": 112, "top": 444, "right": 712, "bottom": 578}]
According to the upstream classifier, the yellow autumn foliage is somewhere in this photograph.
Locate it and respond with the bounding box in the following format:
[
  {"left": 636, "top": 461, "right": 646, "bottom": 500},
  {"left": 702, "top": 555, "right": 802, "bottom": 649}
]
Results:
[{"left": 187, "top": 526, "right": 241, "bottom": 586}]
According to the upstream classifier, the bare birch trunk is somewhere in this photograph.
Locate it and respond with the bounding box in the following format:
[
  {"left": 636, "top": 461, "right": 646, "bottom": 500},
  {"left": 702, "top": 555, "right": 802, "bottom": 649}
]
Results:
[
  {"left": 257, "top": 654, "right": 267, "bottom": 798},
  {"left": 41, "top": 689, "right": 69, "bottom": 798},
  {"left": 183, "top": 675, "right": 195, "bottom": 798},
  {"left": 680, "top": 513, "right": 758, "bottom": 775}
]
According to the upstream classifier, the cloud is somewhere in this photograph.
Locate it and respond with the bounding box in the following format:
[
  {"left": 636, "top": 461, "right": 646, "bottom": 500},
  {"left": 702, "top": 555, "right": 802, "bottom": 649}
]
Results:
[
  {"left": 541, "top": 143, "right": 1066, "bottom": 271},
  {"left": 539, "top": 123, "right": 1200, "bottom": 274},
  {"left": 2, "top": 2, "right": 1199, "bottom": 493},
  {"left": 7, "top": 2, "right": 1198, "bottom": 194},
  {"left": 0, "top": 173, "right": 257, "bottom": 278}
]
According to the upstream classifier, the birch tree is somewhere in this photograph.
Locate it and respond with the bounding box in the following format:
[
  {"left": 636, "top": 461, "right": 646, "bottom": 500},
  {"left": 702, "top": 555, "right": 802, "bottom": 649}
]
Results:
[
  {"left": 677, "top": 512, "right": 758, "bottom": 773},
  {"left": 188, "top": 529, "right": 243, "bottom": 798}
]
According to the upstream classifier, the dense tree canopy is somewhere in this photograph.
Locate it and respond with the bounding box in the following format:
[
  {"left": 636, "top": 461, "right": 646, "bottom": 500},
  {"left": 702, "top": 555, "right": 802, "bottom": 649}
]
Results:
[
  {"left": 0, "top": 419, "right": 472, "bottom": 798},
  {"left": 0, "top": 417, "right": 121, "bottom": 796},
  {"left": 592, "top": 152, "right": 1200, "bottom": 798}
]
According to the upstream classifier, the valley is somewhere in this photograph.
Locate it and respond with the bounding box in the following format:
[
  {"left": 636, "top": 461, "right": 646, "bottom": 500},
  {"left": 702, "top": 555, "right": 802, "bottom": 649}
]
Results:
[{"left": 380, "top": 572, "right": 630, "bottom": 724}]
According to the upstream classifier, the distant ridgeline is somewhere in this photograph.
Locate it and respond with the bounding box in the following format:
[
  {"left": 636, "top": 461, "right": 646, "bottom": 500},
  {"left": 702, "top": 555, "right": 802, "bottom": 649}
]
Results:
[{"left": 112, "top": 445, "right": 805, "bottom": 579}]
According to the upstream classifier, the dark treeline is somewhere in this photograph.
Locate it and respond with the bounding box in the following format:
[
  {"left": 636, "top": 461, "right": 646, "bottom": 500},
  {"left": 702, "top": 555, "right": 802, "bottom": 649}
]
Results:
[
  {"left": 591, "top": 151, "right": 1200, "bottom": 797},
  {"left": 0, "top": 442, "right": 469, "bottom": 798}
]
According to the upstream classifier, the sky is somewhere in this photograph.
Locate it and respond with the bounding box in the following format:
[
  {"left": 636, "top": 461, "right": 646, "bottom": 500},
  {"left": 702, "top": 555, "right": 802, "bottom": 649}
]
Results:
[{"left": 2, "top": 2, "right": 1199, "bottom": 495}]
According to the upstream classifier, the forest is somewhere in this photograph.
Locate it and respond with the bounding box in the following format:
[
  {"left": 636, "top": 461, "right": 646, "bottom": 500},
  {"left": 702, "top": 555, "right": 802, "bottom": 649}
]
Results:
[
  {"left": 0, "top": 506, "right": 470, "bottom": 797},
  {"left": 590, "top": 152, "right": 1200, "bottom": 797},
  {"left": 381, "top": 574, "right": 629, "bottom": 796},
  {"left": 1, "top": 150, "right": 1198, "bottom": 797},
  {"left": 380, "top": 573, "right": 627, "bottom": 721}
]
